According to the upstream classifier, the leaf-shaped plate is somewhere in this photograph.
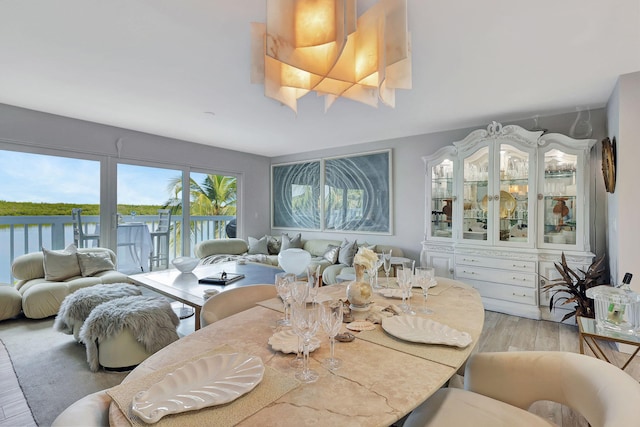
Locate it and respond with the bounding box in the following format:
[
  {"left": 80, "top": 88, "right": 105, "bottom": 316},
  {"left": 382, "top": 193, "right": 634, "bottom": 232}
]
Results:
[
  {"left": 132, "top": 353, "right": 264, "bottom": 423},
  {"left": 381, "top": 315, "right": 472, "bottom": 348}
]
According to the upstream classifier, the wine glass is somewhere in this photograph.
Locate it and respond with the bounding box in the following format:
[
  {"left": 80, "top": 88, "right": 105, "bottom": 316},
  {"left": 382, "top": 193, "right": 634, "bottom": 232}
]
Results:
[
  {"left": 415, "top": 267, "right": 434, "bottom": 314},
  {"left": 320, "top": 300, "right": 343, "bottom": 370},
  {"left": 397, "top": 267, "right": 414, "bottom": 315},
  {"left": 275, "top": 272, "right": 295, "bottom": 326},
  {"left": 289, "top": 281, "right": 309, "bottom": 368},
  {"left": 291, "top": 302, "right": 320, "bottom": 383},
  {"left": 382, "top": 249, "right": 392, "bottom": 288},
  {"left": 306, "top": 265, "right": 321, "bottom": 303}
]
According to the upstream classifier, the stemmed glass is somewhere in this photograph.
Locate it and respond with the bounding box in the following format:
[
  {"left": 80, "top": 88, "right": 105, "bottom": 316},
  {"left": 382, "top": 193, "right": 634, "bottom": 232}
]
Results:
[
  {"left": 398, "top": 265, "right": 415, "bottom": 315},
  {"left": 320, "top": 300, "right": 343, "bottom": 370},
  {"left": 291, "top": 302, "right": 320, "bottom": 383},
  {"left": 382, "top": 249, "right": 392, "bottom": 288},
  {"left": 306, "top": 265, "right": 321, "bottom": 303},
  {"left": 275, "top": 272, "right": 296, "bottom": 326},
  {"left": 289, "top": 281, "right": 309, "bottom": 368},
  {"left": 414, "top": 267, "right": 435, "bottom": 314}
]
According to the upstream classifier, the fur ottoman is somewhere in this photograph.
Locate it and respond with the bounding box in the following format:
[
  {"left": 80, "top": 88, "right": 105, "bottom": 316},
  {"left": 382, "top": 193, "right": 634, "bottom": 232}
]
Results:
[
  {"left": 79, "top": 295, "right": 180, "bottom": 371},
  {"left": 53, "top": 283, "right": 142, "bottom": 341}
]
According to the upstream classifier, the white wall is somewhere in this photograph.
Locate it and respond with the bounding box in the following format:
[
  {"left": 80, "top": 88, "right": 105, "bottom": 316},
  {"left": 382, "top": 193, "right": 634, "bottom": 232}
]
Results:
[
  {"left": 0, "top": 103, "right": 272, "bottom": 241},
  {"left": 606, "top": 71, "right": 640, "bottom": 292},
  {"left": 272, "top": 111, "right": 609, "bottom": 263}
]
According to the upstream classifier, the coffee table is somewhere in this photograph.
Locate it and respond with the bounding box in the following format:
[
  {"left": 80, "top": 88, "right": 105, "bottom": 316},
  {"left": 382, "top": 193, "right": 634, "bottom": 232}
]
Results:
[
  {"left": 577, "top": 316, "right": 640, "bottom": 371},
  {"left": 128, "top": 261, "right": 283, "bottom": 330}
]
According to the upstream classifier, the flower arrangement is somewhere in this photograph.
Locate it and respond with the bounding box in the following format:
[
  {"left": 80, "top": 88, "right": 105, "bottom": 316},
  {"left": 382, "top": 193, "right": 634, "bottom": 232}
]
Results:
[{"left": 353, "top": 246, "right": 378, "bottom": 271}]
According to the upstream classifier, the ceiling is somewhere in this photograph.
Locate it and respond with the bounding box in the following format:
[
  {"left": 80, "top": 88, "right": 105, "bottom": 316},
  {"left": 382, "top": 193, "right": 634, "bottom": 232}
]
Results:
[{"left": 1, "top": 1, "right": 639, "bottom": 157}]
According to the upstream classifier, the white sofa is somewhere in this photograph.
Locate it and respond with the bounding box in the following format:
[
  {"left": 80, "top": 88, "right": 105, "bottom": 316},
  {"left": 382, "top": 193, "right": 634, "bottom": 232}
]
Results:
[
  {"left": 8, "top": 246, "right": 131, "bottom": 319},
  {"left": 193, "top": 235, "right": 404, "bottom": 285}
]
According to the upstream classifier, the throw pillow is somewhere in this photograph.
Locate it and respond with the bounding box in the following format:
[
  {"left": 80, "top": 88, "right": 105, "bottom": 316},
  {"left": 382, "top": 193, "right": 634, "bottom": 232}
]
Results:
[
  {"left": 280, "top": 232, "right": 303, "bottom": 251},
  {"left": 77, "top": 251, "right": 116, "bottom": 276},
  {"left": 42, "top": 244, "right": 81, "bottom": 281},
  {"left": 247, "top": 236, "right": 269, "bottom": 255},
  {"left": 323, "top": 244, "right": 340, "bottom": 264},
  {"left": 338, "top": 239, "right": 358, "bottom": 266},
  {"left": 266, "top": 235, "right": 281, "bottom": 255},
  {"left": 358, "top": 242, "right": 377, "bottom": 252}
]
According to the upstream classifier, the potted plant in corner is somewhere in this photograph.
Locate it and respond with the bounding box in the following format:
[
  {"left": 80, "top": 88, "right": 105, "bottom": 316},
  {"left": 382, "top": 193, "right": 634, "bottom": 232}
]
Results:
[{"left": 541, "top": 253, "right": 607, "bottom": 322}]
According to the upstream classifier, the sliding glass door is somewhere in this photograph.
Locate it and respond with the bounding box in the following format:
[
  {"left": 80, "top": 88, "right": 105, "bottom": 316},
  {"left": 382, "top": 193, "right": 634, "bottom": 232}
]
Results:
[{"left": 116, "top": 163, "right": 182, "bottom": 273}]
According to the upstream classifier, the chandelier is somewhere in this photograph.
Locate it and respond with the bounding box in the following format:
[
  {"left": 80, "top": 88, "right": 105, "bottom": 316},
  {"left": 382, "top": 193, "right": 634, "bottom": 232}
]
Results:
[{"left": 251, "top": 0, "right": 411, "bottom": 113}]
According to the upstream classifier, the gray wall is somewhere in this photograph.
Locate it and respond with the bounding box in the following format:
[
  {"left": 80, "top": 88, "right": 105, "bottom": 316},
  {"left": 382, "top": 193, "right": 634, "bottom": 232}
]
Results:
[
  {"left": 606, "top": 71, "right": 640, "bottom": 291},
  {"left": 271, "top": 110, "right": 608, "bottom": 263},
  {"left": 0, "top": 102, "right": 608, "bottom": 265},
  {"left": 0, "top": 103, "right": 272, "bottom": 241}
]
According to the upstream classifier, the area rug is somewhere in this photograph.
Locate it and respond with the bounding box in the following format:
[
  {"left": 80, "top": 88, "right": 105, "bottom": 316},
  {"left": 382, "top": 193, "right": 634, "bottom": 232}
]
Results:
[{"left": 0, "top": 315, "right": 128, "bottom": 426}]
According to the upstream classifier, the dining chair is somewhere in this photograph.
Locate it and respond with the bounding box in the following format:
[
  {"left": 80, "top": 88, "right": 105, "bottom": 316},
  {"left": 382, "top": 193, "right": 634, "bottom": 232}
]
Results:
[
  {"left": 51, "top": 389, "right": 111, "bottom": 427},
  {"left": 402, "top": 351, "right": 640, "bottom": 427},
  {"left": 200, "top": 284, "right": 277, "bottom": 328},
  {"left": 149, "top": 209, "right": 171, "bottom": 270},
  {"left": 71, "top": 208, "right": 100, "bottom": 248}
]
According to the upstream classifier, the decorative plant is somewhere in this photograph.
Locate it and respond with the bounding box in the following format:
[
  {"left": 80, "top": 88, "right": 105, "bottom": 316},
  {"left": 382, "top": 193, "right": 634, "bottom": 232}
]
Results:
[{"left": 542, "top": 253, "right": 607, "bottom": 322}]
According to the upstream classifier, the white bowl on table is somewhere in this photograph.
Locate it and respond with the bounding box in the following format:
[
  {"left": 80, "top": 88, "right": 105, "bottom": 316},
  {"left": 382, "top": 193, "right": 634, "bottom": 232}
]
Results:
[{"left": 172, "top": 257, "right": 200, "bottom": 273}]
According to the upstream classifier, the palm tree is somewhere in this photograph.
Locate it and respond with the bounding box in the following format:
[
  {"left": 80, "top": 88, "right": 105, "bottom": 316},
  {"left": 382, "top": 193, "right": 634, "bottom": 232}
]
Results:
[{"left": 164, "top": 174, "right": 237, "bottom": 250}]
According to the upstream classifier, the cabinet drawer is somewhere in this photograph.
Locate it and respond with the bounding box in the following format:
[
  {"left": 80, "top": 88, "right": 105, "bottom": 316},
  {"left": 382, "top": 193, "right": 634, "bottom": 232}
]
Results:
[
  {"left": 468, "top": 280, "right": 537, "bottom": 305},
  {"left": 456, "top": 255, "right": 535, "bottom": 273},
  {"left": 455, "top": 266, "right": 537, "bottom": 288}
]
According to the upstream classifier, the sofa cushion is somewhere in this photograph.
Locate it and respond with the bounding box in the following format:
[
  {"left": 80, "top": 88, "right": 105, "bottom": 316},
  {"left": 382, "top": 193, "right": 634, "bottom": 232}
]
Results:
[
  {"left": 280, "top": 233, "right": 303, "bottom": 251},
  {"left": 0, "top": 285, "right": 22, "bottom": 321},
  {"left": 266, "top": 235, "right": 281, "bottom": 255},
  {"left": 338, "top": 239, "right": 358, "bottom": 266},
  {"left": 12, "top": 252, "right": 46, "bottom": 283},
  {"left": 42, "top": 244, "right": 82, "bottom": 281},
  {"left": 247, "top": 236, "right": 269, "bottom": 255},
  {"left": 194, "top": 238, "right": 249, "bottom": 258},
  {"left": 323, "top": 245, "right": 340, "bottom": 264},
  {"left": 77, "top": 251, "right": 116, "bottom": 277}
]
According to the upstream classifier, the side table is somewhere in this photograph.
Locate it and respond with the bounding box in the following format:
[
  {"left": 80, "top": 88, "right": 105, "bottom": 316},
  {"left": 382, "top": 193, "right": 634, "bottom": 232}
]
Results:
[{"left": 577, "top": 316, "right": 640, "bottom": 371}]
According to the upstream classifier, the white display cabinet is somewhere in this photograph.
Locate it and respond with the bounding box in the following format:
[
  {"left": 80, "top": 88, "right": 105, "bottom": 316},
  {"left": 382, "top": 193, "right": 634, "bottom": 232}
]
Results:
[{"left": 421, "top": 122, "right": 596, "bottom": 319}]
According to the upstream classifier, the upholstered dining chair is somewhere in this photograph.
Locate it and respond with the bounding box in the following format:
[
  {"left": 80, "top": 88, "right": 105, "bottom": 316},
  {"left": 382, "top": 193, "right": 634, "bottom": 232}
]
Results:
[
  {"left": 403, "top": 351, "right": 640, "bottom": 427},
  {"left": 71, "top": 208, "right": 100, "bottom": 248},
  {"left": 200, "top": 284, "right": 277, "bottom": 328},
  {"left": 51, "top": 389, "right": 111, "bottom": 427},
  {"left": 149, "top": 209, "right": 171, "bottom": 270}
]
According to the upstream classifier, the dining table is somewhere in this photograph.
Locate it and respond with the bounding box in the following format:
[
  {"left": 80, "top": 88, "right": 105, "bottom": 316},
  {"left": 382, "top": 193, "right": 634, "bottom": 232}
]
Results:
[{"left": 108, "top": 277, "right": 484, "bottom": 427}]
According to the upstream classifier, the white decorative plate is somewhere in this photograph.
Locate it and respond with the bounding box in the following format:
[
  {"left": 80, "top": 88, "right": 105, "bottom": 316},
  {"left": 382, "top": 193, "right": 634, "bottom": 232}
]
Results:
[
  {"left": 378, "top": 289, "right": 404, "bottom": 299},
  {"left": 381, "top": 315, "right": 472, "bottom": 348},
  {"left": 268, "top": 329, "right": 320, "bottom": 354},
  {"left": 346, "top": 320, "right": 376, "bottom": 331},
  {"left": 132, "top": 353, "right": 264, "bottom": 423}
]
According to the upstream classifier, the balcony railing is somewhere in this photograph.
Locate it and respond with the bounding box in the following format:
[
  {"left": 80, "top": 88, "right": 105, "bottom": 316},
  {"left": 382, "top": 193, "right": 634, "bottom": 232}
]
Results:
[{"left": 0, "top": 215, "right": 235, "bottom": 284}]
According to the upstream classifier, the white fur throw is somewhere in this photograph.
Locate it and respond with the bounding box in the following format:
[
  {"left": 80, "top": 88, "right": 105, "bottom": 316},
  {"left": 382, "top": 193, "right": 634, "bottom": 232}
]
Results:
[
  {"left": 53, "top": 283, "right": 142, "bottom": 340},
  {"left": 79, "top": 296, "right": 180, "bottom": 372}
]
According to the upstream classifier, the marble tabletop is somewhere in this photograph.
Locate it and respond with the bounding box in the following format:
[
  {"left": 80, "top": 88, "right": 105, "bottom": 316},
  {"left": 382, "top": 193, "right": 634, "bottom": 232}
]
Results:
[{"left": 109, "top": 278, "right": 484, "bottom": 427}]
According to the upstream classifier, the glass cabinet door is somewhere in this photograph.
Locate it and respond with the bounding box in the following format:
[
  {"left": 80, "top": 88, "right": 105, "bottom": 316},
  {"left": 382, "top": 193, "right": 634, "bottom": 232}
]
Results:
[
  {"left": 462, "top": 146, "right": 489, "bottom": 242},
  {"left": 498, "top": 144, "right": 530, "bottom": 244},
  {"left": 541, "top": 148, "right": 578, "bottom": 246},
  {"left": 429, "top": 158, "right": 454, "bottom": 238}
]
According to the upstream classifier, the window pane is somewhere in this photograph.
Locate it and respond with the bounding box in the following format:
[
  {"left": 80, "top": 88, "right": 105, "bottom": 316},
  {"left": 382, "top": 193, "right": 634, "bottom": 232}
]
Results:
[
  {"left": 0, "top": 151, "right": 99, "bottom": 283},
  {"left": 189, "top": 172, "right": 237, "bottom": 253},
  {"left": 117, "top": 164, "right": 181, "bottom": 272}
]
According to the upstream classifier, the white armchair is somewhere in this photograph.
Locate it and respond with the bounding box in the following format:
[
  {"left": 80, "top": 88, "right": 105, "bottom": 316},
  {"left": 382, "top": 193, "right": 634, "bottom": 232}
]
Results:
[{"left": 403, "top": 351, "right": 640, "bottom": 427}]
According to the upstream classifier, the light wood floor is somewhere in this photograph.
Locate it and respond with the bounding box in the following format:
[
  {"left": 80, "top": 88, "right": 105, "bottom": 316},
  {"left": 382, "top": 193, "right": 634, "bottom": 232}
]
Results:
[{"left": 1, "top": 311, "right": 638, "bottom": 426}]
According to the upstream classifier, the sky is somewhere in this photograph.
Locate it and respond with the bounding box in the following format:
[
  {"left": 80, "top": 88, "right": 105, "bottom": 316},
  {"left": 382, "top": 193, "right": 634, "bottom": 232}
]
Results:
[{"left": 0, "top": 151, "right": 182, "bottom": 205}]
